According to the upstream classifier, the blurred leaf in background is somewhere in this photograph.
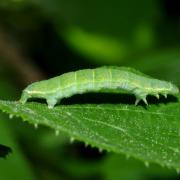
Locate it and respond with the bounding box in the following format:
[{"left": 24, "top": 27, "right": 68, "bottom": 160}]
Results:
[{"left": 32, "top": 0, "right": 159, "bottom": 64}]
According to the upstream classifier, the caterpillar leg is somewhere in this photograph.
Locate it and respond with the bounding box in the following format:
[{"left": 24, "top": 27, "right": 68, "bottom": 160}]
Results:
[
  {"left": 135, "top": 97, "right": 148, "bottom": 106},
  {"left": 47, "top": 97, "right": 57, "bottom": 109},
  {"left": 133, "top": 88, "right": 148, "bottom": 106},
  {"left": 155, "top": 94, "right": 159, "bottom": 99},
  {"left": 142, "top": 98, "right": 148, "bottom": 105}
]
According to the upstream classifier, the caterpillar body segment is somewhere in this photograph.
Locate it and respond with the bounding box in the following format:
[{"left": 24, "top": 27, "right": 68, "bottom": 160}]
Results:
[{"left": 20, "top": 67, "right": 179, "bottom": 108}]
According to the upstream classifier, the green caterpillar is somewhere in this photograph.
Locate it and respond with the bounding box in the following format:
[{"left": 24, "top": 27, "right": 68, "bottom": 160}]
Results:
[{"left": 20, "top": 66, "right": 179, "bottom": 108}]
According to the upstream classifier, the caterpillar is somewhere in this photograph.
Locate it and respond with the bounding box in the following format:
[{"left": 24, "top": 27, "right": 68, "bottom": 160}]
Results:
[{"left": 20, "top": 66, "right": 179, "bottom": 108}]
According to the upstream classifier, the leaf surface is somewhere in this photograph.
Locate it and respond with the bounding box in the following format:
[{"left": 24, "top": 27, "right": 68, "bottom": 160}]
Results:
[{"left": 0, "top": 95, "right": 180, "bottom": 170}]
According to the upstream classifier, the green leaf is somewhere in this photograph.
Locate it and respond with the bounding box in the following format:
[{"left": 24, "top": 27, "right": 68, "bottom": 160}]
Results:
[
  {"left": 125, "top": 49, "right": 180, "bottom": 86},
  {"left": 63, "top": 27, "right": 127, "bottom": 64},
  {"left": 31, "top": 0, "right": 159, "bottom": 64},
  {"left": 0, "top": 116, "right": 36, "bottom": 180},
  {"left": 101, "top": 154, "right": 176, "bottom": 180},
  {"left": 0, "top": 95, "right": 180, "bottom": 171},
  {"left": 0, "top": 62, "right": 35, "bottom": 180},
  {"left": 0, "top": 64, "right": 35, "bottom": 180}
]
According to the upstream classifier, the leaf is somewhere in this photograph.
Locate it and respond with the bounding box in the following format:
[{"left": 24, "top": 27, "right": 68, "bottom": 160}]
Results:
[
  {"left": 0, "top": 117, "right": 36, "bottom": 180},
  {"left": 0, "top": 94, "right": 180, "bottom": 171},
  {"left": 0, "top": 63, "right": 36, "bottom": 180},
  {"left": 34, "top": 0, "right": 158, "bottom": 37},
  {"left": 63, "top": 27, "right": 127, "bottom": 64},
  {"left": 31, "top": 0, "right": 159, "bottom": 64},
  {"left": 124, "top": 49, "right": 180, "bottom": 86},
  {"left": 101, "top": 154, "right": 176, "bottom": 180}
]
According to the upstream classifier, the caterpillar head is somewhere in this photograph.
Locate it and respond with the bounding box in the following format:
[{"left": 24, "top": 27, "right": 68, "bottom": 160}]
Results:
[{"left": 20, "top": 80, "right": 48, "bottom": 103}]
